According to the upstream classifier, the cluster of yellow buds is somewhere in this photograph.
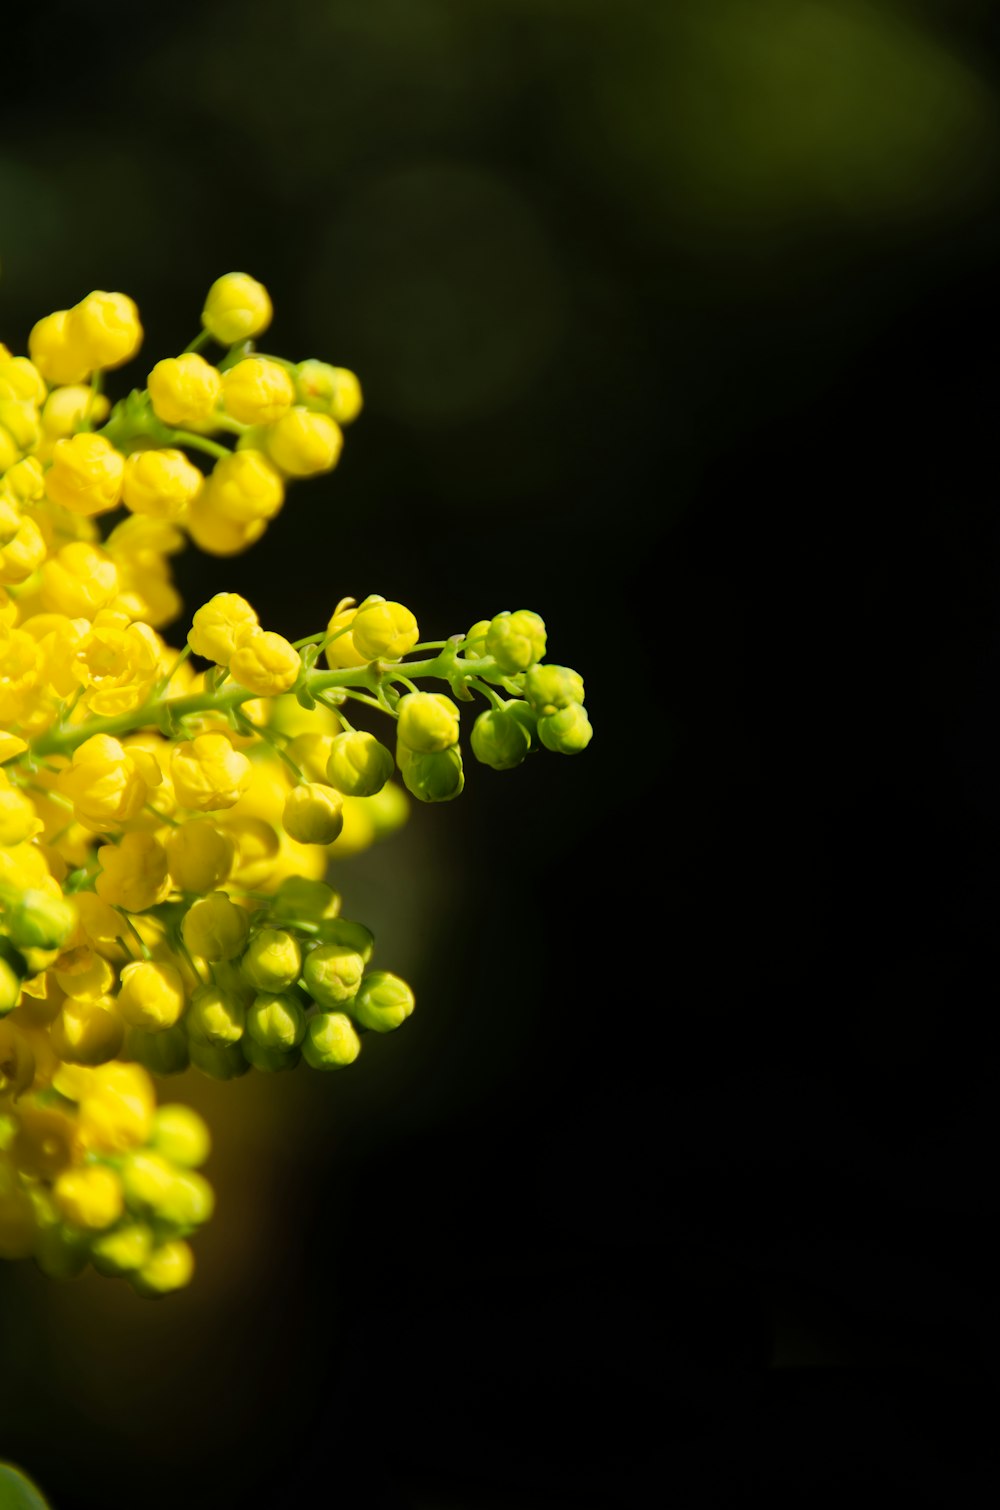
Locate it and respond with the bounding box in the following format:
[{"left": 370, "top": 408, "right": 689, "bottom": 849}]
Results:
[{"left": 0, "top": 275, "right": 592, "bottom": 1295}]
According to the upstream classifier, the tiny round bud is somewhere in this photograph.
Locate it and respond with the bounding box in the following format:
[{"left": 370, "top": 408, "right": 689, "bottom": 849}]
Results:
[
  {"left": 396, "top": 692, "right": 460, "bottom": 754},
  {"left": 314, "top": 917, "right": 374, "bottom": 962},
  {"left": 202, "top": 272, "right": 273, "bottom": 344},
  {"left": 186, "top": 985, "right": 246, "bottom": 1047},
  {"left": 152, "top": 1104, "right": 211, "bottom": 1168},
  {"left": 294, "top": 360, "right": 363, "bottom": 423},
  {"left": 131, "top": 1239, "right": 195, "bottom": 1297},
  {"left": 182, "top": 892, "right": 249, "bottom": 961},
  {"left": 523, "top": 664, "right": 585, "bottom": 715},
  {"left": 350, "top": 971, "right": 415, "bottom": 1034},
  {"left": 303, "top": 1011, "right": 361, "bottom": 1070},
  {"left": 91, "top": 1222, "right": 154, "bottom": 1277},
  {"left": 263, "top": 406, "right": 342, "bottom": 477},
  {"left": 325, "top": 730, "right": 394, "bottom": 797},
  {"left": 117, "top": 961, "right": 186, "bottom": 1031},
  {"left": 125, "top": 1024, "right": 190, "bottom": 1076},
  {"left": 485, "top": 610, "right": 547, "bottom": 674},
  {"left": 303, "top": 942, "right": 365, "bottom": 1008},
  {"left": 53, "top": 1164, "right": 124, "bottom": 1230},
  {"left": 397, "top": 744, "right": 465, "bottom": 803},
  {"left": 147, "top": 353, "right": 222, "bottom": 427},
  {"left": 470, "top": 706, "right": 532, "bottom": 771},
  {"left": 282, "top": 782, "right": 344, "bottom": 844},
  {"left": 351, "top": 599, "right": 419, "bottom": 661},
  {"left": 246, "top": 991, "right": 306, "bottom": 1051},
  {"left": 537, "top": 704, "right": 593, "bottom": 754},
  {"left": 4, "top": 889, "right": 76, "bottom": 951},
  {"left": 188, "top": 1039, "right": 251, "bottom": 1081},
  {"left": 241, "top": 929, "right": 303, "bottom": 992},
  {"left": 222, "top": 357, "right": 295, "bottom": 425}
]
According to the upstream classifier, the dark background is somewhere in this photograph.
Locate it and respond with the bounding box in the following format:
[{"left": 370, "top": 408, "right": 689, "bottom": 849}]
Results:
[{"left": 2, "top": 1, "right": 1000, "bottom": 1504}]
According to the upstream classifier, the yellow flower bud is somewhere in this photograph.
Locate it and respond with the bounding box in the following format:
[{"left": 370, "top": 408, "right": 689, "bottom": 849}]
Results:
[
  {"left": 71, "top": 613, "right": 161, "bottom": 716},
  {"left": 76, "top": 1062, "right": 155, "bottom": 1152},
  {"left": 229, "top": 626, "right": 301, "bottom": 696},
  {"left": 40, "top": 541, "right": 119, "bottom": 617},
  {"left": 3, "top": 454, "right": 45, "bottom": 505},
  {"left": 263, "top": 406, "right": 342, "bottom": 478},
  {"left": 41, "top": 383, "right": 110, "bottom": 442},
  {"left": 44, "top": 432, "right": 125, "bottom": 517},
  {"left": 0, "top": 398, "right": 42, "bottom": 467},
  {"left": 58, "top": 734, "right": 162, "bottom": 832},
  {"left": 166, "top": 819, "right": 235, "bottom": 893},
  {"left": 132, "top": 1238, "right": 195, "bottom": 1296},
  {"left": 50, "top": 997, "right": 124, "bottom": 1065},
  {"left": 187, "top": 591, "right": 258, "bottom": 665},
  {"left": 351, "top": 598, "right": 419, "bottom": 660},
  {"left": 66, "top": 291, "right": 143, "bottom": 370},
  {"left": 53, "top": 1164, "right": 124, "bottom": 1230},
  {"left": 181, "top": 891, "right": 249, "bottom": 961},
  {"left": 201, "top": 272, "right": 272, "bottom": 344},
  {"left": 222, "top": 357, "right": 295, "bottom": 425},
  {"left": 28, "top": 309, "right": 92, "bottom": 385},
  {"left": 171, "top": 732, "right": 252, "bottom": 811},
  {"left": 148, "top": 353, "right": 222, "bottom": 427},
  {"left": 117, "top": 960, "right": 186, "bottom": 1031},
  {"left": 323, "top": 602, "right": 368, "bottom": 668},
  {"left": 199, "top": 449, "right": 284, "bottom": 525},
  {"left": 152, "top": 1104, "right": 211, "bottom": 1168},
  {"left": 95, "top": 831, "right": 171, "bottom": 912},
  {"left": 282, "top": 782, "right": 344, "bottom": 845},
  {"left": 0, "top": 354, "right": 47, "bottom": 405},
  {"left": 0, "top": 516, "right": 46, "bottom": 587},
  {"left": 396, "top": 691, "right": 460, "bottom": 753},
  {"left": 122, "top": 448, "right": 203, "bottom": 519},
  {"left": 185, "top": 491, "right": 267, "bottom": 557}
]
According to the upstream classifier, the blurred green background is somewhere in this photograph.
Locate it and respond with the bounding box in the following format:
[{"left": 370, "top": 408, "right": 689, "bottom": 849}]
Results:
[{"left": 3, "top": 1, "right": 1000, "bottom": 1504}]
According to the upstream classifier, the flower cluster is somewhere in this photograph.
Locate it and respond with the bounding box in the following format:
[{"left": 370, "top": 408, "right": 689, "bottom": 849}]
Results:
[{"left": 0, "top": 275, "right": 592, "bottom": 1294}]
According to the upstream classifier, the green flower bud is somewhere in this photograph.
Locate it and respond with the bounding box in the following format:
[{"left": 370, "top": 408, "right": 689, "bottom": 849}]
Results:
[
  {"left": 246, "top": 991, "right": 306, "bottom": 1051},
  {"left": 294, "top": 360, "right": 363, "bottom": 423},
  {"left": 397, "top": 743, "right": 464, "bottom": 803},
  {"left": 152, "top": 1104, "right": 211, "bottom": 1168},
  {"left": 508, "top": 699, "right": 539, "bottom": 746},
  {"left": 186, "top": 984, "right": 246, "bottom": 1047},
  {"left": 182, "top": 891, "right": 249, "bottom": 962},
  {"left": 272, "top": 876, "right": 341, "bottom": 924},
  {"left": 303, "top": 942, "right": 365, "bottom": 1008},
  {"left": 33, "top": 1221, "right": 90, "bottom": 1280},
  {"left": 90, "top": 1222, "right": 155, "bottom": 1277},
  {"left": 120, "top": 1150, "right": 176, "bottom": 1213},
  {"left": 241, "top": 928, "right": 303, "bottom": 992},
  {"left": 485, "top": 610, "right": 546, "bottom": 674},
  {"left": 523, "top": 664, "right": 585, "bottom": 715},
  {"left": 125, "top": 1024, "right": 190, "bottom": 1076},
  {"left": 155, "top": 1169, "right": 215, "bottom": 1236},
  {"left": 325, "top": 730, "right": 394, "bottom": 797},
  {"left": 396, "top": 691, "right": 460, "bottom": 754},
  {"left": 302, "top": 1011, "right": 362, "bottom": 1070},
  {"left": 130, "top": 1239, "right": 194, "bottom": 1297},
  {"left": 241, "top": 1036, "right": 301, "bottom": 1072},
  {"left": 470, "top": 706, "right": 532, "bottom": 771},
  {"left": 464, "top": 619, "right": 491, "bottom": 655},
  {"left": 349, "top": 970, "right": 415, "bottom": 1034},
  {"left": 4, "top": 889, "right": 76, "bottom": 951},
  {"left": 0, "top": 956, "right": 20, "bottom": 1015},
  {"left": 188, "top": 1038, "right": 251, "bottom": 1081},
  {"left": 313, "top": 917, "right": 375, "bottom": 962},
  {"left": 537, "top": 703, "right": 593, "bottom": 754},
  {"left": 282, "top": 782, "right": 344, "bottom": 844}
]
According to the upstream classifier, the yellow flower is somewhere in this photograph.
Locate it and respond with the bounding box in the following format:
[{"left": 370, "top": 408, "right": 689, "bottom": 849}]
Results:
[
  {"left": 39, "top": 540, "right": 119, "bottom": 618},
  {"left": 181, "top": 891, "right": 249, "bottom": 961},
  {"left": 171, "top": 732, "right": 252, "bottom": 811},
  {"left": 53, "top": 1164, "right": 124, "bottom": 1230},
  {"left": 71, "top": 611, "right": 161, "bottom": 716},
  {"left": 58, "top": 734, "right": 163, "bottom": 832},
  {"left": 0, "top": 516, "right": 46, "bottom": 587},
  {"left": 95, "top": 832, "right": 171, "bottom": 912},
  {"left": 351, "top": 597, "right": 419, "bottom": 660},
  {"left": 0, "top": 626, "right": 41, "bottom": 724},
  {"left": 166, "top": 819, "right": 235, "bottom": 893}
]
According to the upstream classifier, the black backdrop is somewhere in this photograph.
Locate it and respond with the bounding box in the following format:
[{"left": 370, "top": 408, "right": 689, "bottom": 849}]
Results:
[{"left": 2, "top": 2, "right": 1000, "bottom": 1504}]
